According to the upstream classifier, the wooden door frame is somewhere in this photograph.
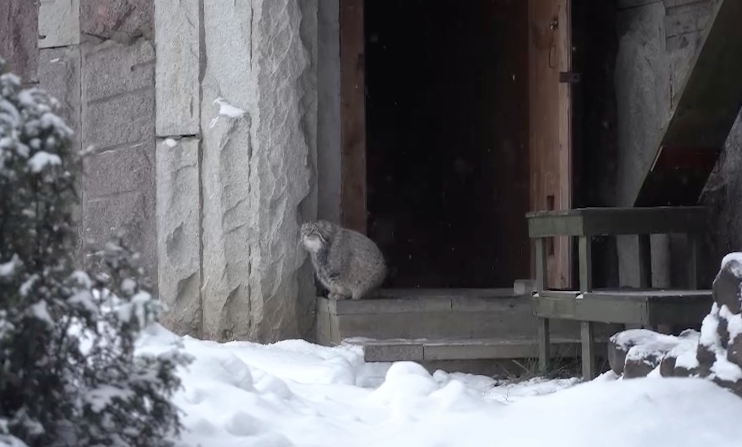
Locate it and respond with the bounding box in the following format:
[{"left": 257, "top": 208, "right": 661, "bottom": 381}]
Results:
[
  {"left": 528, "top": 0, "right": 574, "bottom": 289},
  {"left": 340, "top": 0, "right": 368, "bottom": 235},
  {"left": 339, "top": 1, "right": 573, "bottom": 287}
]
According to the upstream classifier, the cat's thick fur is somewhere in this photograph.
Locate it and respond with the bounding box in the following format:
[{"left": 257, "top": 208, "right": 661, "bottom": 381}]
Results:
[{"left": 300, "top": 220, "right": 387, "bottom": 300}]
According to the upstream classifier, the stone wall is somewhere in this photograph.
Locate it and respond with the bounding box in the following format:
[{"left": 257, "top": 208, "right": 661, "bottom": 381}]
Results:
[
  {"left": 1, "top": 0, "right": 332, "bottom": 344},
  {"left": 1, "top": 1, "right": 158, "bottom": 281},
  {"left": 613, "top": 0, "right": 739, "bottom": 288},
  {"left": 155, "top": 0, "right": 322, "bottom": 342}
]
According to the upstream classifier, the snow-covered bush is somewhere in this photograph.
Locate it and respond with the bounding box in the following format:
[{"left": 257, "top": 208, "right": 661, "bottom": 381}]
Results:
[{"left": 0, "top": 58, "right": 190, "bottom": 447}]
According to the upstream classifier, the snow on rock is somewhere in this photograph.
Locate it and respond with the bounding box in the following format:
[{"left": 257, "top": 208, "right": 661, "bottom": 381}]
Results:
[
  {"left": 207, "top": 98, "right": 246, "bottom": 129},
  {"left": 609, "top": 252, "right": 742, "bottom": 397},
  {"left": 608, "top": 329, "right": 684, "bottom": 377},
  {"left": 163, "top": 138, "right": 178, "bottom": 148},
  {"left": 137, "top": 325, "right": 742, "bottom": 447}
]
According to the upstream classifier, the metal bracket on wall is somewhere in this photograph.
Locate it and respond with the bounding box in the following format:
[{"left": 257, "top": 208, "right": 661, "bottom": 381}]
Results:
[{"left": 559, "top": 71, "right": 581, "bottom": 83}]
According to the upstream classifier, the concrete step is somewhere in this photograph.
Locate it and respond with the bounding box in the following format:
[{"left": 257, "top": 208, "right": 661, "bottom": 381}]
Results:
[
  {"left": 316, "top": 287, "right": 623, "bottom": 345},
  {"left": 344, "top": 336, "right": 608, "bottom": 363}
]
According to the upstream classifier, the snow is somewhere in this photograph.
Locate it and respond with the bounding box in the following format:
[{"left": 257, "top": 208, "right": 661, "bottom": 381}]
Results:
[
  {"left": 0, "top": 254, "right": 20, "bottom": 278},
  {"left": 135, "top": 325, "right": 742, "bottom": 447},
  {"left": 27, "top": 150, "right": 61, "bottom": 173},
  {"left": 29, "top": 301, "right": 53, "bottom": 326},
  {"left": 611, "top": 328, "right": 675, "bottom": 350},
  {"left": 719, "top": 304, "right": 742, "bottom": 341},
  {"left": 85, "top": 385, "right": 135, "bottom": 413},
  {"left": 208, "top": 98, "right": 246, "bottom": 128},
  {"left": 669, "top": 331, "right": 701, "bottom": 370},
  {"left": 699, "top": 304, "right": 721, "bottom": 348},
  {"left": 163, "top": 138, "right": 178, "bottom": 148}
]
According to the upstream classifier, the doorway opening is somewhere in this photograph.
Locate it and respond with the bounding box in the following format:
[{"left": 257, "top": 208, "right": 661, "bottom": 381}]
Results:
[{"left": 364, "top": 0, "right": 530, "bottom": 288}]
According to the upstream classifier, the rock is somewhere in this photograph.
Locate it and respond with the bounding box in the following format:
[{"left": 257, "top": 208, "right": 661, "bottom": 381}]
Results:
[
  {"left": 608, "top": 338, "right": 628, "bottom": 376},
  {"left": 659, "top": 354, "right": 676, "bottom": 377},
  {"left": 80, "top": 0, "right": 154, "bottom": 42},
  {"left": 38, "top": 0, "right": 80, "bottom": 49},
  {"left": 154, "top": 0, "right": 200, "bottom": 136},
  {"left": 610, "top": 329, "right": 697, "bottom": 379},
  {"left": 608, "top": 329, "right": 669, "bottom": 376},
  {"left": 658, "top": 329, "right": 700, "bottom": 377},
  {"left": 198, "top": 0, "right": 318, "bottom": 342},
  {"left": 624, "top": 337, "right": 681, "bottom": 379},
  {"left": 624, "top": 350, "right": 662, "bottom": 378},
  {"left": 728, "top": 332, "right": 742, "bottom": 367},
  {"left": 712, "top": 255, "right": 742, "bottom": 314},
  {"left": 156, "top": 138, "right": 202, "bottom": 338},
  {"left": 719, "top": 303, "right": 742, "bottom": 367}
]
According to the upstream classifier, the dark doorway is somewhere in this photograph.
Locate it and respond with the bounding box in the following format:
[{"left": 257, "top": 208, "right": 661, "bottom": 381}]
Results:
[{"left": 364, "top": 0, "right": 530, "bottom": 288}]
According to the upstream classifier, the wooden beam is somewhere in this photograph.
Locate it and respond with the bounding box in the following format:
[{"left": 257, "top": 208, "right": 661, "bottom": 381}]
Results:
[
  {"left": 635, "top": 0, "right": 742, "bottom": 207},
  {"left": 340, "top": 0, "right": 367, "bottom": 234}
]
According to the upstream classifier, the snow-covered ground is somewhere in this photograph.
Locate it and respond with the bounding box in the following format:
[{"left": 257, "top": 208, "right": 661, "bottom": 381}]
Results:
[{"left": 137, "top": 325, "right": 742, "bottom": 447}]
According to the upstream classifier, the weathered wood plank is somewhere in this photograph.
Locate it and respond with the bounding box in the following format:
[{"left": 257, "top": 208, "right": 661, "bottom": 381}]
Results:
[
  {"left": 635, "top": 0, "right": 742, "bottom": 206},
  {"left": 526, "top": 206, "right": 707, "bottom": 237},
  {"left": 535, "top": 238, "right": 548, "bottom": 292},
  {"left": 581, "top": 322, "right": 596, "bottom": 379},
  {"left": 538, "top": 317, "right": 551, "bottom": 372},
  {"left": 578, "top": 236, "right": 592, "bottom": 292},
  {"left": 340, "top": 0, "right": 367, "bottom": 234},
  {"left": 533, "top": 288, "right": 711, "bottom": 323}
]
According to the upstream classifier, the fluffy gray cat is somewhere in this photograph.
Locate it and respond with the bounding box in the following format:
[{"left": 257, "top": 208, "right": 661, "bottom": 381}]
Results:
[{"left": 300, "top": 220, "right": 387, "bottom": 300}]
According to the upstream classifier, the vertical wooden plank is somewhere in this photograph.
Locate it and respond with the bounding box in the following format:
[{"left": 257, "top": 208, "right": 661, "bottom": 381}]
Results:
[
  {"left": 556, "top": 0, "right": 573, "bottom": 289},
  {"left": 538, "top": 317, "right": 551, "bottom": 373},
  {"left": 638, "top": 234, "right": 652, "bottom": 289},
  {"left": 340, "top": 0, "right": 367, "bottom": 234},
  {"left": 535, "top": 238, "right": 548, "bottom": 292},
  {"left": 581, "top": 321, "right": 596, "bottom": 379},
  {"left": 529, "top": 0, "right": 573, "bottom": 289},
  {"left": 578, "top": 236, "right": 592, "bottom": 292}
]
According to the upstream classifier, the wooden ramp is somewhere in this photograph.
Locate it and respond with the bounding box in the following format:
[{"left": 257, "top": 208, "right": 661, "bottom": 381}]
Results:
[{"left": 635, "top": 0, "right": 742, "bottom": 207}]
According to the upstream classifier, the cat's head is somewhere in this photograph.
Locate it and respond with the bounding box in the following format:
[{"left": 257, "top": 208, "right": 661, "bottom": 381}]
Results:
[{"left": 300, "top": 220, "right": 336, "bottom": 253}]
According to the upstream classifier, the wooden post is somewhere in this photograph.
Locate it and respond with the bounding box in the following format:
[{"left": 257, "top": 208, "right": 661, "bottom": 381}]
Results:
[
  {"left": 538, "top": 317, "right": 551, "bottom": 374},
  {"left": 578, "top": 235, "right": 595, "bottom": 379},
  {"left": 581, "top": 321, "right": 596, "bottom": 379},
  {"left": 340, "top": 0, "right": 367, "bottom": 234},
  {"left": 535, "top": 238, "right": 548, "bottom": 292},
  {"left": 535, "top": 238, "right": 550, "bottom": 373}
]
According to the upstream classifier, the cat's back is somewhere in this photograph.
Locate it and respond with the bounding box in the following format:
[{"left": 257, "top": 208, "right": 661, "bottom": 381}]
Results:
[
  {"left": 337, "top": 227, "right": 386, "bottom": 272},
  {"left": 339, "top": 227, "right": 380, "bottom": 252}
]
